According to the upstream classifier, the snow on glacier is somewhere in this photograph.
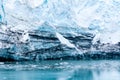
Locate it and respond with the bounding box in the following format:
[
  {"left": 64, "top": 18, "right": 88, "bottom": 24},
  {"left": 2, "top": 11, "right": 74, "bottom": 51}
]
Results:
[{"left": 0, "top": 0, "right": 119, "bottom": 44}]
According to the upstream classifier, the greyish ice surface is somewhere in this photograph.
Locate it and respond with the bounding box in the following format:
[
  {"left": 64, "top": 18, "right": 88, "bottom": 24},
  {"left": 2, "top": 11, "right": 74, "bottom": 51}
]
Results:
[{"left": 0, "top": 0, "right": 120, "bottom": 61}]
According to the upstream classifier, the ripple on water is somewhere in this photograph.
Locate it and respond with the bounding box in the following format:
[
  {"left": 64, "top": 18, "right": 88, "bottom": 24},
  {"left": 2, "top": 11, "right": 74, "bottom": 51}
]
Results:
[{"left": 0, "top": 60, "right": 120, "bottom": 71}]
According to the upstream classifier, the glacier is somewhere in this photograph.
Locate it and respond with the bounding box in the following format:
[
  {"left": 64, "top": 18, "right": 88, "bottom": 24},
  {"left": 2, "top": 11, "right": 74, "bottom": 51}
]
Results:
[{"left": 0, "top": 0, "right": 120, "bottom": 61}]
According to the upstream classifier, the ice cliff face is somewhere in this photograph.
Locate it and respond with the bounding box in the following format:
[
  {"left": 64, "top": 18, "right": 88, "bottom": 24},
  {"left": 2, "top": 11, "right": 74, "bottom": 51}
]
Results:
[{"left": 0, "top": 0, "right": 120, "bottom": 61}]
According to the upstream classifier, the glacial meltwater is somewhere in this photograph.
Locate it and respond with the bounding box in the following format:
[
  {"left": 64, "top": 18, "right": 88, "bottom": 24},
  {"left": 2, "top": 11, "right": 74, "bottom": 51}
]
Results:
[{"left": 0, "top": 60, "right": 120, "bottom": 80}]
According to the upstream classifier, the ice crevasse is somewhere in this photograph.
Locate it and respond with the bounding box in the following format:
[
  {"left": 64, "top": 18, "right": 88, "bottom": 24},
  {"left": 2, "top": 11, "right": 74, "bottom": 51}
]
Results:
[{"left": 0, "top": 0, "right": 120, "bottom": 61}]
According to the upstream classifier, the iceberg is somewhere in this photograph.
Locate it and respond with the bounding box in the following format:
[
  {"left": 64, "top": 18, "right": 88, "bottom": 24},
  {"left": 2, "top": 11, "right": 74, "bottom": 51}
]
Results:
[{"left": 0, "top": 0, "right": 120, "bottom": 61}]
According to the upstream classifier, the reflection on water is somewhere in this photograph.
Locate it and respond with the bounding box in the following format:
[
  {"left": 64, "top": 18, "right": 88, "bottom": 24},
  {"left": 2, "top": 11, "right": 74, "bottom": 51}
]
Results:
[{"left": 0, "top": 60, "right": 120, "bottom": 80}]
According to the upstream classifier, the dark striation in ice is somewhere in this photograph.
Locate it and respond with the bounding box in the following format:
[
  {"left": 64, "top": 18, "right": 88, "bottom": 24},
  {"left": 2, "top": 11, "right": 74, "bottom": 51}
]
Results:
[
  {"left": 0, "top": 24, "right": 120, "bottom": 61},
  {"left": 0, "top": 23, "right": 93, "bottom": 61}
]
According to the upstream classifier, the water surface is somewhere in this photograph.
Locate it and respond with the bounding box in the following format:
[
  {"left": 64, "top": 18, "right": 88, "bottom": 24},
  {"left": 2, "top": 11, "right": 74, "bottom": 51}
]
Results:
[{"left": 0, "top": 60, "right": 120, "bottom": 80}]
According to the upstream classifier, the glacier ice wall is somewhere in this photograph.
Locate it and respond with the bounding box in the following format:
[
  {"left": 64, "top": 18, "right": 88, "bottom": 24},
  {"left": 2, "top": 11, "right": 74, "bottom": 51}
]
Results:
[
  {"left": 1, "top": 0, "right": 120, "bottom": 43},
  {"left": 0, "top": 0, "right": 120, "bottom": 61}
]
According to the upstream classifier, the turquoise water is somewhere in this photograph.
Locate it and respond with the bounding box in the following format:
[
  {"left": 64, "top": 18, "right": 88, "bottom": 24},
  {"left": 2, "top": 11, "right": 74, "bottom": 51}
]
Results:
[{"left": 0, "top": 60, "right": 120, "bottom": 80}]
